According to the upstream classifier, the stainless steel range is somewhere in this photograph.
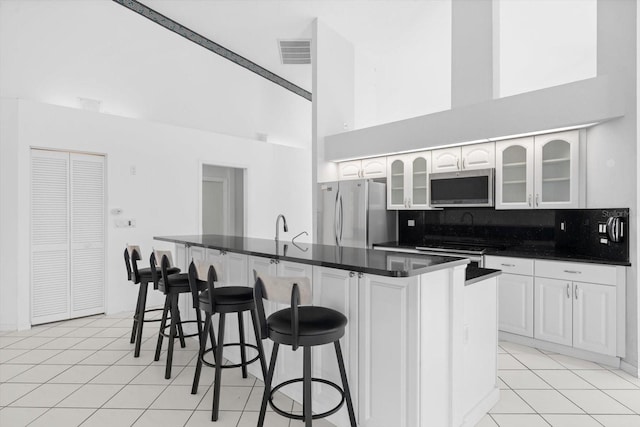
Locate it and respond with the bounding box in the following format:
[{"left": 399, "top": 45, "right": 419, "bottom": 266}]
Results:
[{"left": 376, "top": 241, "right": 507, "bottom": 268}]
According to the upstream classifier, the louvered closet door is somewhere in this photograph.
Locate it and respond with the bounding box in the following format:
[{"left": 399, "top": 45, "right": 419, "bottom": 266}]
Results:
[
  {"left": 70, "top": 153, "right": 105, "bottom": 317},
  {"left": 31, "top": 150, "right": 71, "bottom": 324}
]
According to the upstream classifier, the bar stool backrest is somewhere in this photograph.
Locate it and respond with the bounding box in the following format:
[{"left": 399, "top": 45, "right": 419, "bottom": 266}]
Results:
[
  {"left": 254, "top": 273, "right": 312, "bottom": 350},
  {"left": 187, "top": 260, "right": 222, "bottom": 310},
  {"left": 124, "top": 245, "right": 142, "bottom": 284},
  {"left": 149, "top": 251, "right": 174, "bottom": 290}
]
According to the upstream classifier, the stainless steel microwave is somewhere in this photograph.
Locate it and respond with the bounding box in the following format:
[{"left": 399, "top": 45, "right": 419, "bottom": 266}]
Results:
[{"left": 429, "top": 168, "right": 494, "bottom": 207}]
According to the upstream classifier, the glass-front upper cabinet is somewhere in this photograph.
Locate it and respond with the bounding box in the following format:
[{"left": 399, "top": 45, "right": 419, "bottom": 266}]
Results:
[
  {"left": 386, "top": 152, "right": 431, "bottom": 210},
  {"left": 496, "top": 131, "right": 580, "bottom": 210},
  {"left": 534, "top": 131, "right": 579, "bottom": 209},
  {"left": 496, "top": 137, "right": 534, "bottom": 209},
  {"left": 388, "top": 158, "right": 405, "bottom": 209}
]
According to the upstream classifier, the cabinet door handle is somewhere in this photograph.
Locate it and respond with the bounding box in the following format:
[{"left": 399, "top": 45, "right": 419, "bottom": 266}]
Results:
[
  {"left": 462, "top": 158, "right": 466, "bottom": 169},
  {"left": 500, "top": 263, "right": 515, "bottom": 267},
  {"left": 408, "top": 197, "right": 411, "bottom": 208},
  {"left": 456, "top": 158, "right": 460, "bottom": 170},
  {"left": 575, "top": 284, "right": 579, "bottom": 300},
  {"left": 566, "top": 283, "right": 570, "bottom": 298},
  {"left": 528, "top": 194, "right": 532, "bottom": 207},
  {"left": 349, "top": 271, "right": 356, "bottom": 277},
  {"left": 358, "top": 272, "right": 364, "bottom": 278},
  {"left": 536, "top": 193, "right": 540, "bottom": 207},
  {"left": 564, "top": 270, "right": 582, "bottom": 274}
]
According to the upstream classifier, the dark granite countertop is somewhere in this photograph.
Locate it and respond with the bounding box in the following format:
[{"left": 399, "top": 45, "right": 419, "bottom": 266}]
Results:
[
  {"left": 154, "top": 235, "right": 469, "bottom": 278},
  {"left": 465, "top": 266, "right": 501, "bottom": 285},
  {"left": 374, "top": 242, "right": 630, "bottom": 267}
]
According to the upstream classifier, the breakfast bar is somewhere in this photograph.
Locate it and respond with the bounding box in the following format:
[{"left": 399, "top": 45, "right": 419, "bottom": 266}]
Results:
[{"left": 155, "top": 234, "right": 500, "bottom": 427}]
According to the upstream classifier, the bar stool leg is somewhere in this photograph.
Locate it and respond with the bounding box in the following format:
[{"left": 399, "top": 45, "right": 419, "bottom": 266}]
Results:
[
  {"left": 175, "top": 307, "right": 187, "bottom": 348},
  {"left": 154, "top": 296, "right": 171, "bottom": 361},
  {"left": 192, "top": 313, "right": 211, "bottom": 395},
  {"left": 133, "top": 280, "right": 149, "bottom": 357},
  {"left": 130, "top": 284, "right": 143, "bottom": 344},
  {"left": 258, "top": 342, "right": 279, "bottom": 427},
  {"left": 335, "top": 340, "right": 357, "bottom": 427},
  {"left": 250, "top": 310, "right": 268, "bottom": 380},
  {"left": 165, "top": 294, "right": 179, "bottom": 379},
  {"left": 212, "top": 313, "right": 226, "bottom": 421},
  {"left": 238, "top": 312, "right": 248, "bottom": 378},
  {"left": 303, "top": 346, "right": 312, "bottom": 427}
]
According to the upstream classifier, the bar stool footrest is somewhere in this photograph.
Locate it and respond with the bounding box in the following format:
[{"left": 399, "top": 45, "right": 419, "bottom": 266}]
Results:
[
  {"left": 269, "top": 377, "right": 345, "bottom": 421},
  {"left": 200, "top": 343, "right": 261, "bottom": 369},
  {"left": 159, "top": 320, "right": 203, "bottom": 339},
  {"left": 133, "top": 307, "right": 166, "bottom": 323}
]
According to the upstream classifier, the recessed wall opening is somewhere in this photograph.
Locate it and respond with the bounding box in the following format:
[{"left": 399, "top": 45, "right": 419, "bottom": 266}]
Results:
[{"left": 202, "top": 164, "right": 245, "bottom": 236}]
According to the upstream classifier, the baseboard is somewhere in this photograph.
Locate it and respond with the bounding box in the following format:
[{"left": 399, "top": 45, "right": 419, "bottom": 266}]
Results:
[
  {"left": 499, "top": 332, "right": 621, "bottom": 368},
  {"left": 461, "top": 387, "right": 500, "bottom": 427},
  {"left": 620, "top": 360, "right": 639, "bottom": 378},
  {"left": 0, "top": 322, "right": 17, "bottom": 331}
]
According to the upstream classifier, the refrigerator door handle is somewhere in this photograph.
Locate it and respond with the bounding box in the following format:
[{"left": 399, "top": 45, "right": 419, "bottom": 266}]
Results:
[
  {"left": 334, "top": 190, "right": 340, "bottom": 246},
  {"left": 339, "top": 194, "right": 344, "bottom": 242}
]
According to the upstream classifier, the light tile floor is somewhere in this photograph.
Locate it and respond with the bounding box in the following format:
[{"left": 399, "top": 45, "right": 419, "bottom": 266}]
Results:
[
  {"left": 477, "top": 341, "right": 640, "bottom": 427},
  {"left": 1, "top": 312, "right": 640, "bottom": 427}
]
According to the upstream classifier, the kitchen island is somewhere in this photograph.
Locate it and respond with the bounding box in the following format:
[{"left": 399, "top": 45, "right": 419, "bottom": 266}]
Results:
[{"left": 155, "top": 234, "right": 500, "bottom": 427}]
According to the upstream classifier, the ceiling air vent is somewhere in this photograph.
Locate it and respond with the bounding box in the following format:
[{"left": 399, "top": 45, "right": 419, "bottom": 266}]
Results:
[{"left": 278, "top": 39, "right": 311, "bottom": 65}]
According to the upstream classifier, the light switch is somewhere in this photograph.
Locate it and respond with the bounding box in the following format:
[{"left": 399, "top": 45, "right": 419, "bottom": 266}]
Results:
[{"left": 598, "top": 223, "right": 607, "bottom": 234}]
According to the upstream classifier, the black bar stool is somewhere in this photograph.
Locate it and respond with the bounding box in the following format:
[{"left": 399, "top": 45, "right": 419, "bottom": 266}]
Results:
[
  {"left": 187, "top": 260, "right": 267, "bottom": 421},
  {"left": 151, "top": 251, "right": 204, "bottom": 379},
  {"left": 124, "top": 246, "right": 179, "bottom": 357},
  {"left": 254, "top": 273, "right": 357, "bottom": 427}
]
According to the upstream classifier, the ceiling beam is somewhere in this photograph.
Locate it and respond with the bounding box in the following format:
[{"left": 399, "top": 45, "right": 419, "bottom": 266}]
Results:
[{"left": 112, "top": 0, "right": 312, "bottom": 101}]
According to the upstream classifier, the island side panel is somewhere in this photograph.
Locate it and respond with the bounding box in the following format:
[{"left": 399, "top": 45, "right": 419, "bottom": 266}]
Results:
[
  {"left": 420, "top": 265, "right": 466, "bottom": 427},
  {"left": 461, "top": 276, "right": 500, "bottom": 427}
]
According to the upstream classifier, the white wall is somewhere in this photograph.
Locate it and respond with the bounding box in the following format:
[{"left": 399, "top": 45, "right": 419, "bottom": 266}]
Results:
[
  {"left": 498, "top": 0, "right": 597, "bottom": 97},
  {"left": 0, "top": 99, "right": 312, "bottom": 329},
  {"left": 0, "top": 0, "right": 311, "bottom": 148},
  {"left": 354, "top": 0, "right": 452, "bottom": 127}
]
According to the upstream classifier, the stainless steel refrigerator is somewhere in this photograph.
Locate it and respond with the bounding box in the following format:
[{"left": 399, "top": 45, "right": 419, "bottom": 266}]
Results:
[{"left": 317, "top": 179, "right": 396, "bottom": 248}]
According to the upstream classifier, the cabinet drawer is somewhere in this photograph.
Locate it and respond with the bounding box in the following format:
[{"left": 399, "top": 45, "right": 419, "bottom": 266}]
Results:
[
  {"left": 535, "top": 260, "right": 617, "bottom": 286},
  {"left": 485, "top": 256, "right": 533, "bottom": 276}
]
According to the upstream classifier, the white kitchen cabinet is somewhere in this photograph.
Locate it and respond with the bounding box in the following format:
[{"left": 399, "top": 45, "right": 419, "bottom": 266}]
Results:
[
  {"left": 358, "top": 273, "right": 420, "bottom": 427},
  {"left": 386, "top": 151, "right": 431, "bottom": 210},
  {"left": 534, "top": 277, "right": 573, "bottom": 346},
  {"left": 431, "top": 142, "right": 495, "bottom": 173},
  {"left": 312, "top": 266, "right": 359, "bottom": 426},
  {"left": 496, "top": 131, "right": 580, "bottom": 209},
  {"left": 573, "top": 281, "right": 616, "bottom": 356},
  {"left": 485, "top": 256, "right": 534, "bottom": 337},
  {"left": 498, "top": 273, "right": 534, "bottom": 337},
  {"left": 338, "top": 157, "right": 387, "bottom": 180},
  {"left": 495, "top": 137, "right": 535, "bottom": 209},
  {"left": 203, "top": 248, "right": 248, "bottom": 286},
  {"left": 534, "top": 131, "right": 580, "bottom": 209}
]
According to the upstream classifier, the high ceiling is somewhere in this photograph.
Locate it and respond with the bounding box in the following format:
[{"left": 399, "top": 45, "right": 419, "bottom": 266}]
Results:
[{"left": 142, "top": 0, "right": 443, "bottom": 93}]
